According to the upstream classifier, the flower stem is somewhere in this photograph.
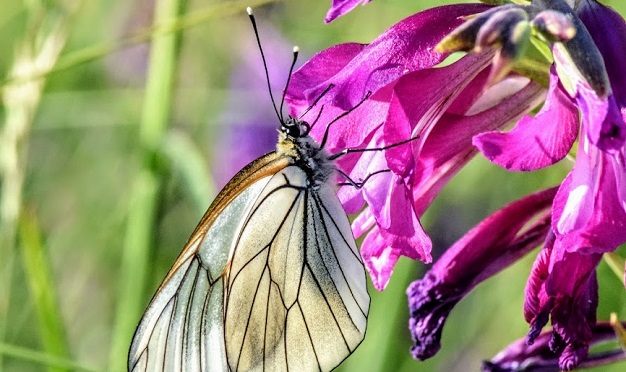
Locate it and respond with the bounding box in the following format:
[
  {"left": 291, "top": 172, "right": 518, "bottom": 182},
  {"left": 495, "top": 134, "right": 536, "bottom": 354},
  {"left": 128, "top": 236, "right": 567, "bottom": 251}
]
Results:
[
  {"left": 19, "top": 211, "right": 71, "bottom": 372},
  {"left": 107, "top": 0, "right": 186, "bottom": 369}
]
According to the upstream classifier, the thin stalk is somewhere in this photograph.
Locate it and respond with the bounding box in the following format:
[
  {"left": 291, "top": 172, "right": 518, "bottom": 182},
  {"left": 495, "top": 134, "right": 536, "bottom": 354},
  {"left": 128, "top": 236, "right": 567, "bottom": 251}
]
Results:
[
  {"left": 604, "top": 252, "right": 626, "bottom": 284},
  {"left": 107, "top": 0, "right": 186, "bottom": 370},
  {"left": 0, "top": 0, "right": 283, "bottom": 89},
  {"left": 0, "top": 3, "right": 73, "bottom": 370},
  {"left": 18, "top": 211, "right": 70, "bottom": 372},
  {"left": 0, "top": 343, "right": 98, "bottom": 372},
  {"left": 163, "top": 130, "right": 215, "bottom": 213}
]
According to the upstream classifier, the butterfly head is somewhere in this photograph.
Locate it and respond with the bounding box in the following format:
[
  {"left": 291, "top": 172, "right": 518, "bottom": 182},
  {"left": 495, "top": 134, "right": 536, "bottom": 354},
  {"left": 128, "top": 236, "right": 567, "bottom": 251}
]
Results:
[
  {"left": 282, "top": 117, "right": 311, "bottom": 140},
  {"left": 277, "top": 117, "right": 314, "bottom": 157}
]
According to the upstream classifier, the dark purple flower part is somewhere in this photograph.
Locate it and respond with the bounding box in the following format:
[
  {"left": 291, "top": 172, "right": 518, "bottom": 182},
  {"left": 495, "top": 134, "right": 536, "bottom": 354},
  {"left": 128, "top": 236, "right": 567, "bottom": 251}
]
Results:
[
  {"left": 483, "top": 322, "right": 626, "bottom": 372},
  {"left": 408, "top": 187, "right": 557, "bottom": 360},
  {"left": 578, "top": 0, "right": 626, "bottom": 109},
  {"left": 531, "top": 9, "right": 577, "bottom": 43},
  {"left": 287, "top": 3, "right": 547, "bottom": 290},
  {"left": 524, "top": 231, "right": 602, "bottom": 371},
  {"left": 325, "top": 0, "right": 372, "bottom": 23},
  {"left": 440, "top": 4, "right": 532, "bottom": 84}
]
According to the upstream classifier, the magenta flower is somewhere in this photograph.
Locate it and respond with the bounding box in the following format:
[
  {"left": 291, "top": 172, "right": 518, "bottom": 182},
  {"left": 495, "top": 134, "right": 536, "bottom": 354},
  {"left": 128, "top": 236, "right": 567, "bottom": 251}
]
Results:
[
  {"left": 473, "top": 1, "right": 626, "bottom": 255},
  {"left": 286, "top": 3, "right": 548, "bottom": 290},
  {"left": 436, "top": 0, "right": 626, "bottom": 369},
  {"left": 290, "top": 1, "right": 625, "bottom": 370},
  {"left": 550, "top": 0, "right": 626, "bottom": 254}
]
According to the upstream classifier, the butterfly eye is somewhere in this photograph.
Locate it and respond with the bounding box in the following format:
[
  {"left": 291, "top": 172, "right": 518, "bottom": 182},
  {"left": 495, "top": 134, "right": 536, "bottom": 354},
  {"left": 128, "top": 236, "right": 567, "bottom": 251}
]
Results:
[{"left": 283, "top": 118, "right": 302, "bottom": 138}]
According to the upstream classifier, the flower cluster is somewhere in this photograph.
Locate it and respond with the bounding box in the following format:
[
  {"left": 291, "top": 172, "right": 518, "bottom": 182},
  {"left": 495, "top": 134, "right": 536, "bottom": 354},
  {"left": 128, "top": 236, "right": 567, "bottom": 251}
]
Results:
[{"left": 286, "top": 0, "right": 626, "bottom": 370}]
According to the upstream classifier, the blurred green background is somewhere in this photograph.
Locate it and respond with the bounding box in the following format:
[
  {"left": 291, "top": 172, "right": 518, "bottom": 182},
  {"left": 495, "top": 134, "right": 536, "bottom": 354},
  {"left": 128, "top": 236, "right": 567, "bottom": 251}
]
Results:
[{"left": 1, "top": 0, "right": 625, "bottom": 371}]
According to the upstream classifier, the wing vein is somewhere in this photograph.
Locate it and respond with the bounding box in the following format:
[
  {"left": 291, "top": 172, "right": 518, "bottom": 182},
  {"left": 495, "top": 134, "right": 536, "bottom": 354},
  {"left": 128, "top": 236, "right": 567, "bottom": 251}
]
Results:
[
  {"left": 180, "top": 257, "right": 201, "bottom": 371},
  {"left": 314, "top": 194, "right": 367, "bottom": 318},
  {"left": 232, "top": 188, "right": 304, "bottom": 370},
  {"left": 296, "top": 301, "right": 322, "bottom": 370},
  {"left": 311, "top": 199, "right": 352, "bottom": 350}
]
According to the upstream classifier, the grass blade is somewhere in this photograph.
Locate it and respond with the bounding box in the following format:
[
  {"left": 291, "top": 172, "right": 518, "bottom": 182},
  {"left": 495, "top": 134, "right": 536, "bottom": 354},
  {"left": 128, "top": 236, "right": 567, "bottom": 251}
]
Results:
[
  {"left": 18, "top": 210, "right": 70, "bottom": 372},
  {"left": 107, "top": 0, "right": 186, "bottom": 369}
]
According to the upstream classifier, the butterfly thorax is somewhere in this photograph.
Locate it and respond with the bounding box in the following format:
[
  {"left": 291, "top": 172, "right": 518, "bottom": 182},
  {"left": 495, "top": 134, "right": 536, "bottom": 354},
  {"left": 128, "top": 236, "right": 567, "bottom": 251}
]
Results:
[{"left": 277, "top": 117, "right": 334, "bottom": 190}]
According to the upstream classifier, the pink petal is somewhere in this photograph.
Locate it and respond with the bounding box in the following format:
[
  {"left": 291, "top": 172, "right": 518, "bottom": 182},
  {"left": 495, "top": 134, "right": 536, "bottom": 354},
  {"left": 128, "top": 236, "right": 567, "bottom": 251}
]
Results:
[
  {"left": 554, "top": 154, "right": 595, "bottom": 236},
  {"left": 414, "top": 79, "right": 545, "bottom": 214},
  {"left": 325, "top": 0, "right": 372, "bottom": 23},
  {"left": 383, "top": 52, "right": 494, "bottom": 177},
  {"left": 360, "top": 227, "right": 399, "bottom": 291},
  {"left": 288, "top": 4, "right": 492, "bottom": 110},
  {"left": 351, "top": 206, "right": 375, "bottom": 238},
  {"left": 361, "top": 171, "right": 432, "bottom": 289},
  {"left": 473, "top": 67, "right": 579, "bottom": 171},
  {"left": 286, "top": 43, "right": 365, "bottom": 110},
  {"left": 553, "top": 138, "right": 626, "bottom": 253}
]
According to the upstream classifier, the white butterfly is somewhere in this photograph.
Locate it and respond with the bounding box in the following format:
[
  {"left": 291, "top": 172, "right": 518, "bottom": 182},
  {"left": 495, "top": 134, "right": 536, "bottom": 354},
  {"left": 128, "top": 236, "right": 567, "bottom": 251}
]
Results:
[
  {"left": 128, "top": 114, "right": 370, "bottom": 371},
  {"left": 128, "top": 9, "right": 370, "bottom": 371}
]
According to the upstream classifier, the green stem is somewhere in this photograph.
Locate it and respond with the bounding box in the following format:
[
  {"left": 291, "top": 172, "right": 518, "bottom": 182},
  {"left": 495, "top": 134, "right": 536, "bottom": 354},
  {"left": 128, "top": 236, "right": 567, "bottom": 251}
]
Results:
[
  {"left": 163, "top": 130, "right": 215, "bottom": 214},
  {"left": 0, "top": 342, "right": 98, "bottom": 372},
  {"left": 604, "top": 253, "right": 626, "bottom": 284},
  {"left": 0, "top": 0, "right": 282, "bottom": 89},
  {"left": 107, "top": 0, "right": 186, "bottom": 370},
  {"left": 18, "top": 211, "right": 71, "bottom": 372}
]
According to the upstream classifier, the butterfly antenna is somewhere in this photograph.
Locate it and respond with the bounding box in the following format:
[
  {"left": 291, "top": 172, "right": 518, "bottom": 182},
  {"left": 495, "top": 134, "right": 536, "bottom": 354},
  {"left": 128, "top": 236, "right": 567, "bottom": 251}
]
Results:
[
  {"left": 278, "top": 46, "right": 299, "bottom": 123},
  {"left": 247, "top": 7, "right": 282, "bottom": 123}
]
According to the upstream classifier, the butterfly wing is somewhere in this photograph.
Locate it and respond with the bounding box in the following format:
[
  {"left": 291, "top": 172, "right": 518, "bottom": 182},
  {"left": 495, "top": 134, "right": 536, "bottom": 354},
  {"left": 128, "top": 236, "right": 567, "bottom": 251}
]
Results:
[
  {"left": 128, "top": 253, "right": 227, "bottom": 372},
  {"left": 224, "top": 165, "right": 370, "bottom": 372},
  {"left": 128, "top": 153, "right": 285, "bottom": 372},
  {"left": 129, "top": 155, "right": 370, "bottom": 372}
]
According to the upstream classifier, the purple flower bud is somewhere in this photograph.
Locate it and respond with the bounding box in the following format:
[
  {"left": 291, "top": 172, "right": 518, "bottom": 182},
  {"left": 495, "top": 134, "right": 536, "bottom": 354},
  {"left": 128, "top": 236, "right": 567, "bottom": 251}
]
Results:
[
  {"left": 475, "top": 8, "right": 528, "bottom": 52},
  {"left": 532, "top": 10, "right": 577, "bottom": 42},
  {"left": 408, "top": 188, "right": 556, "bottom": 360}
]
